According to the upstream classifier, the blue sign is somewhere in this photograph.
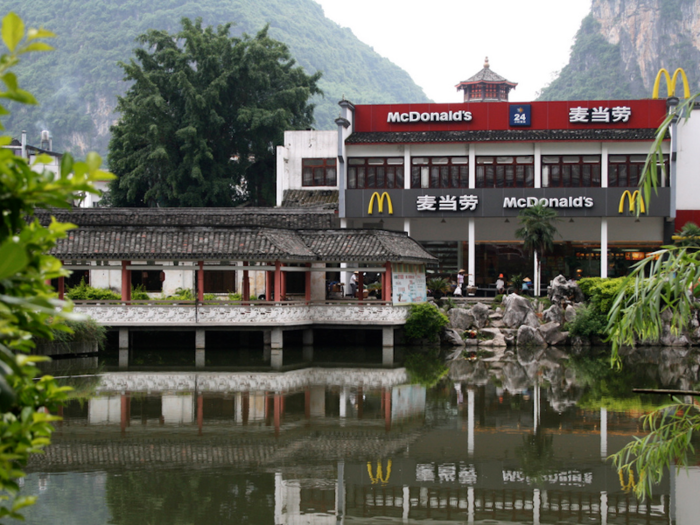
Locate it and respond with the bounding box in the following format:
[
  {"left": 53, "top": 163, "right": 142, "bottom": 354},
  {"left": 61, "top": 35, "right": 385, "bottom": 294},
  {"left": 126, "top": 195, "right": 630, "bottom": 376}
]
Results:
[{"left": 509, "top": 104, "right": 531, "bottom": 127}]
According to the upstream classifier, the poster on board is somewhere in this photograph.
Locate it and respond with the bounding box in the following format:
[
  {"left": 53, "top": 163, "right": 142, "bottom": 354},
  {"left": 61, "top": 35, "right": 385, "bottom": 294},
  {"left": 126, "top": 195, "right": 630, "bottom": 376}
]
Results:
[{"left": 391, "top": 263, "right": 427, "bottom": 305}]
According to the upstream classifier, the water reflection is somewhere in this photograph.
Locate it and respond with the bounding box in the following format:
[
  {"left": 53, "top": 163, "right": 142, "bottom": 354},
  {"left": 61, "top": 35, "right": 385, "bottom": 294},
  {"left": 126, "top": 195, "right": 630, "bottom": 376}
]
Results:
[{"left": 21, "top": 349, "right": 700, "bottom": 524}]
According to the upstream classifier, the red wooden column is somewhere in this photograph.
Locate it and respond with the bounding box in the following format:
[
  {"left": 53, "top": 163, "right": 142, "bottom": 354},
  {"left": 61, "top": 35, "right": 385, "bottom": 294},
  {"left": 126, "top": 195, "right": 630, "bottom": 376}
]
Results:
[
  {"left": 384, "top": 388, "right": 392, "bottom": 432},
  {"left": 121, "top": 260, "right": 131, "bottom": 302},
  {"left": 242, "top": 393, "right": 249, "bottom": 425},
  {"left": 384, "top": 261, "right": 392, "bottom": 303},
  {"left": 197, "top": 261, "right": 204, "bottom": 301},
  {"left": 57, "top": 276, "right": 65, "bottom": 300},
  {"left": 274, "top": 261, "right": 282, "bottom": 302},
  {"left": 265, "top": 268, "right": 273, "bottom": 301},
  {"left": 197, "top": 394, "right": 204, "bottom": 436},
  {"left": 274, "top": 393, "right": 282, "bottom": 437},
  {"left": 242, "top": 261, "right": 250, "bottom": 305},
  {"left": 357, "top": 271, "right": 364, "bottom": 304},
  {"left": 120, "top": 394, "right": 130, "bottom": 435},
  {"left": 281, "top": 265, "right": 287, "bottom": 300},
  {"left": 305, "top": 263, "right": 311, "bottom": 303}
]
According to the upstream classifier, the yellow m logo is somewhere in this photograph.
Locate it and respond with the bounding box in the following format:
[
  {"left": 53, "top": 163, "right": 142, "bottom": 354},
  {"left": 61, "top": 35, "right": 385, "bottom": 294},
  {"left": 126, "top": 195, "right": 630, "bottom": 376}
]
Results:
[
  {"left": 367, "top": 460, "right": 392, "bottom": 485},
  {"left": 368, "top": 191, "right": 393, "bottom": 215},
  {"left": 652, "top": 68, "right": 690, "bottom": 99},
  {"left": 619, "top": 190, "right": 646, "bottom": 214}
]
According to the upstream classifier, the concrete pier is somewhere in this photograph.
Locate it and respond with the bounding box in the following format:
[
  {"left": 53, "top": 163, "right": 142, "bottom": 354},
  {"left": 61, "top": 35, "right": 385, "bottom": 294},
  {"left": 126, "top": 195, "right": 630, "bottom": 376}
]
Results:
[
  {"left": 271, "top": 328, "right": 283, "bottom": 349},
  {"left": 271, "top": 349, "right": 283, "bottom": 370},
  {"left": 118, "top": 329, "right": 129, "bottom": 369}
]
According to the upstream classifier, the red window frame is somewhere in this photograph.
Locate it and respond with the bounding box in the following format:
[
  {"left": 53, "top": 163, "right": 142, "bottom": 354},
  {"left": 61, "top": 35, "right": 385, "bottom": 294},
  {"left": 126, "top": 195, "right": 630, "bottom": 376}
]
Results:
[
  {"left": 542, "top": 155, "right": 601, "bottom": 188},
  {"left": 410, "top": 157, "right": 470, "bottom": 189},
  {"left": 475, "top": 156, "right": 534, "bottom": 188},
  {"left": 302, "top": 158, "right": 337, "bottom": 187},
  {"left": 347, "top": 158, "right": 404, "bottom": 189},
  {"left": 608, "top": 154, "right": 669, "bottom": 187}
]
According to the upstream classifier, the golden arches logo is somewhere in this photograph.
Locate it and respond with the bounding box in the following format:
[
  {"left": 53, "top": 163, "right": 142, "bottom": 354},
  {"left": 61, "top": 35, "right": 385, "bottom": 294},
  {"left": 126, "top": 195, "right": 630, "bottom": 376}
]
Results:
[
  {"left": 619, "top": 190, "right": 646, "bottom": 214},
  {"left": 367, "top": 460, "right": 392, "bottom": 485},
  {"left": 652, "top": 68, "right": 690, "bottom": 99},
  {"left": 367, "top": 192, "right": 393, "bottom": 215}
]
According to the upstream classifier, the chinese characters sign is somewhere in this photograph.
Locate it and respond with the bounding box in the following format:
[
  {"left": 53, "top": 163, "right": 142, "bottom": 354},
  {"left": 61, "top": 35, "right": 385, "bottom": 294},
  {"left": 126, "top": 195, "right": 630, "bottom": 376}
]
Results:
[
  {"left": 392, "top": 263, "right": 427, "bottom": 305},
  {"left": 569, "top": 106, "right": 631, "bottom": 123},
  {"left": 417, "top": 194, "right": 479, "bottom": 212}
]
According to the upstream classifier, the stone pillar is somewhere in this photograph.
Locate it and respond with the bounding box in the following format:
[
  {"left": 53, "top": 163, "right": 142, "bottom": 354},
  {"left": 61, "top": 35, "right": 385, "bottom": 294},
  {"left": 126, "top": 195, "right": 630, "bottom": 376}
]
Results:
[
  {"left": 118, "top": 328, "right": 129, "bottom": 369},
  {"left": 382, "top": 346, "right": 394, "bottom": 367},
  {"left": 271, "top": 328, "right": 283, "bottom": 370},
  {"left": 382, "top": 327, "right": 394, "bottom": 347},
  {"left": 195, "top": 329, "right": 205, "bottom": 368}
]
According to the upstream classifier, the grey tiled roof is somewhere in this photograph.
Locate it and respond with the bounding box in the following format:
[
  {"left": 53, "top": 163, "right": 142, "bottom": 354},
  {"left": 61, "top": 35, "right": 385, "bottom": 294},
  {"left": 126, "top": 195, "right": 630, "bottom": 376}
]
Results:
[
  {"left": 36, "top": 207, "right": 339, "bottom": 229},
  {"left": 462, "top": 66, "right": 512, "bottom": 84},
  {"left": 50, "top": 226, "right": 436, "bottom": 263},
  {"left": 345, "top": 128, "right": 662, "bottom": 144},
  {"left": 281, "top": 189, "right": 338, "bottom": 209}
]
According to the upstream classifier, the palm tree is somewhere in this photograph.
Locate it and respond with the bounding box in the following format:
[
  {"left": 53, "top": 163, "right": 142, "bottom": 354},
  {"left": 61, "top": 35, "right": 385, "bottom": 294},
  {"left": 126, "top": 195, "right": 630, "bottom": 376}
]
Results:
[{"left": 514, "top": 204, "right": 559, "bottom": 296}]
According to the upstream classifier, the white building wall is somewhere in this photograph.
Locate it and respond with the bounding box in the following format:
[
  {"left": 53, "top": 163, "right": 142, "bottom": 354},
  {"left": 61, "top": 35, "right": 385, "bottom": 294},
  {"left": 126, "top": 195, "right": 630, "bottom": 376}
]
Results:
[
  {"left": 276, "top": 130, "right": 338, "bottom": 205},
  {"left": 675, "top": 107, "right": 700, "bottom": 211}
]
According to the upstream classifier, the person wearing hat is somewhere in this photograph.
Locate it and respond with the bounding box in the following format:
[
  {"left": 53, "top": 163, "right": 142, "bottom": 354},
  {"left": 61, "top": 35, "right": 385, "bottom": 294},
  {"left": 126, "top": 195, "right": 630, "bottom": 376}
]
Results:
[
  {"left": 456, "top": 269, "right": 465, "bottom": 296},
  {"left": 495, "top": 273, "right": 505, "bottom": 295},
  {"left": 522, "top": 277, "right": 533, "bottom": 296}
]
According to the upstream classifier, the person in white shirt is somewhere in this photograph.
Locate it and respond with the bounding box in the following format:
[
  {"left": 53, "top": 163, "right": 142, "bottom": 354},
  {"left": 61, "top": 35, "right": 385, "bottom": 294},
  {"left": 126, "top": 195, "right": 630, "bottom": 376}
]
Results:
[{"left": 495, "top": 273, "right": 505, "bottom": 294}]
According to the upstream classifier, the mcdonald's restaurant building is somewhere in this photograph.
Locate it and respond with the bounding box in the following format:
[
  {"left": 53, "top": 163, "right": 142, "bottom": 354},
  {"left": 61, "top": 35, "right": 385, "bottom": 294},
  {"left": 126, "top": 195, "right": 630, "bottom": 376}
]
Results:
[{"left": 276, "top": 66, "right": 700, "bottom": 289}]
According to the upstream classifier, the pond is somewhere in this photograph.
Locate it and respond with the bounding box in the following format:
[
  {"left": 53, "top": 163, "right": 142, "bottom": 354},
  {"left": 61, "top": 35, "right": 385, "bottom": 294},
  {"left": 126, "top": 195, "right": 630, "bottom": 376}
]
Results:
[{"left": 20, "top": 346, "right": 700, "bottom": 524}]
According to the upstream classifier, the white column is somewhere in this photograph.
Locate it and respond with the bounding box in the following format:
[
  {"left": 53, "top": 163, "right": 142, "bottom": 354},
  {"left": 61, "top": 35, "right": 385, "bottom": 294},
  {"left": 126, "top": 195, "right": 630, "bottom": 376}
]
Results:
[
  {"left": 600, "top": 491, "right": 608, "bottom": 525},
  {"left": 468, "top": 389, "right": 475, "bottom": 457},
  {"left": 402, "top": 485, "right": 410, "bottom": 523},
  {"left": 340, "top": 387, "right": 348, "bottom": 419},
  {"left": 534, "top": 144, "right": 542, "bottom": 188},
  {"left": 403, "top": 218, "right": 411, "bottom": 237},
  {"left": 534, "top": 251, "right": 540, "bottom": 297},
  {"left": 533, "top": 488, "right": 541, "bottom": 525},
  {"left": 468, "top": 219, "right": 476, "bottom": 287},
  {"left": 533, "top": 383, "right": 540, "bottom": 433},
  {"left": 601, "top": 218, "right": 608, "bottom": 279},
  {"left": 601, "top": 144, "right": 609, "bottom": 187},
  {"left": 274, "top": 472, "right": 283, "bottom": 525},
  {"left": 235, "top": 393, "right": 242, "bottom": 423},
  {"left": 468, "top": 144, "right": 476, "bottom": 188},
  {"left": 467, "top": 486, "right": 475, "bottom": 524},
  {"left": 404, "top": 146, "right": 411, "bottom": 189},
  {"left": 600, "top": 407, "right": 608, "bottom": 459}
]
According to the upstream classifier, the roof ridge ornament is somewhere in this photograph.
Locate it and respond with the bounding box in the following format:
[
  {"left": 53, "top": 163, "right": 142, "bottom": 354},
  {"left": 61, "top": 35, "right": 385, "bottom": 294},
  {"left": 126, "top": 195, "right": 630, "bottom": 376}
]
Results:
[{"left": 484, "top": 56, "right": 489, "bottom": 69}]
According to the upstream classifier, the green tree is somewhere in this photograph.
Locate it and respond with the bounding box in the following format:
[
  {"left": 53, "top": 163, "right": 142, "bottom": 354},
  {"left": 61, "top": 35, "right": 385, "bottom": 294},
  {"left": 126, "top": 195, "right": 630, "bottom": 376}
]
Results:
[
  {"left": 607, "top": 93, "right": 700, "bottom": 499},
  {"left": 672, "top": 221, "right": 700, "bottom": 247},
  {"left": 107, "top": 17, "right": 321, "bottom": 207},
  {"left": 515, "top": 204, "right": 560, "bottom": 297},
  {"left": 0, "top": 12, "right": 111, "bottom": 518}
]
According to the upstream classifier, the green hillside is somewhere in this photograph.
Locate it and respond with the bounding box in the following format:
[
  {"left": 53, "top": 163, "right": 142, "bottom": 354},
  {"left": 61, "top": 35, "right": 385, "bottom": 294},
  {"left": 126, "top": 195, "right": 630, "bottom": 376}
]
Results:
[{"left": 1, "top": 0, "right": 430, "bottom": 158}]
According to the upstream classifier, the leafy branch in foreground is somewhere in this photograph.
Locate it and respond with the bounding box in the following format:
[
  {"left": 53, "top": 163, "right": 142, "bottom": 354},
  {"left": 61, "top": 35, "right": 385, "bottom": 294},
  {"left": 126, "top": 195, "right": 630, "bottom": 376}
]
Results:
[
  {"left": 607, "top": 246, "right": 700, "bottom": 364},
  {"left": 611, "top": 400, "right": 700, "bottom": 500},
  {"left": 0, "top": 11, "right": 113, "bottom": 519}
]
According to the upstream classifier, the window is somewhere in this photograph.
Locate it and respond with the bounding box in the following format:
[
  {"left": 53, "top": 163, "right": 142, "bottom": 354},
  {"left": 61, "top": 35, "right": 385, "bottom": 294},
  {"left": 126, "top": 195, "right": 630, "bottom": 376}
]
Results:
[
  {"left": 542, "top": 155, "right": 601, "bottom": 188},
  {"left": 347, "top": 158, "right": 404, "bottom": 189},
  {"left": 484, "top": 84, "right": 498, "bottom": 99},
  {"left": 411, "top": 157, "right": 469, "bottom": 188},
  {"left": 130, "top": 270, "right": 163, "bottom": 293},
  {"left": 608, "top": 154, "right": 669, "bottom": 187},
  {"left": 475, "top": 156, "right": 534, "bottom": 188},
  {"left": 302, "top": 158, "right": 337, "bottom": 187}
]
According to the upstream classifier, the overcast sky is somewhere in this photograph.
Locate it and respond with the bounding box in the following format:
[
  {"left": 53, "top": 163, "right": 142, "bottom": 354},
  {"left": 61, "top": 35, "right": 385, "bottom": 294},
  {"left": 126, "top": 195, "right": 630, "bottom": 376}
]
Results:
[{"left": 315, "top": 0, "right": 592, "bottom": 103}]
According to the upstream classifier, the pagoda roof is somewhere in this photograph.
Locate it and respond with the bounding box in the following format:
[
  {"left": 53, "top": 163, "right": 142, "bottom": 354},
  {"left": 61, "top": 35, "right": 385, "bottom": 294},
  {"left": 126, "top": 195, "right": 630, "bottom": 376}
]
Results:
[{"left": 456, "top": 57, "right": 517, "bottom": 89}]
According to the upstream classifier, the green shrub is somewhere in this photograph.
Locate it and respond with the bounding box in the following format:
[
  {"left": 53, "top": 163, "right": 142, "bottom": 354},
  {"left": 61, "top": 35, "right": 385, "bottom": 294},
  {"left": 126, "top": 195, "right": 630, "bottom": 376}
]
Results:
[
  {"left": 66, "top": 279, "right": 120, "bottom": 301},
  {"left": 404, "top": 303, "right": 449, "bottom": 341},
  {"left": 578, "top": 277, "right": 628, "bottom": 315},
  {"left": 50, "top": 318, "right": 107, "bottom": 350},
  {"left": 203, "top": 293, "right": 216, "bottom": 301},
  {"left": 565, "top": 305, "right": 608, "bottom": 338},
  {"left": 493, "top": 294, "right": 504, "bottom": 305},
  {"left": 131, "top": 284, "right": 150, "bottom": 300},
  {"left": 404, "top": 350, "right": 449, "bottom": 388},
  {"left": 167, "top": 287, "right": 194, "bottom": 301}
]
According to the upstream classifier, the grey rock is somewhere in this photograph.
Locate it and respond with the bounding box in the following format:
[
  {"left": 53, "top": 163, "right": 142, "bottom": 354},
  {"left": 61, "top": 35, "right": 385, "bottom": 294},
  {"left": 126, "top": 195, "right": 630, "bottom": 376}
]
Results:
[
  {"left": 502, "top": 294, "right": 539, "bottom": 329},
  {"left": 564, "top": 305, "right": 578, "bottom": 323},
  {"left": 472, "top": 303, "right": 491, "bottom": 328},
  {"left": 490, "top": 319, "right": 506, "bottom": 328},
  {"left": 504, "top": 334, "right": 516, "bottom": 346},
  {"left": 489, "top": 311, "right": 503, "bottom": 320},
  {"left": 443, "top": 328, "right": 466, "bottom": 347},
  {"left": 479, "top": 328, "right": 507, "bottom": 347},
  {"left": 516, "top": 325, "right": 547, "bottom": 349},
  {"left": 543, "top": 304, "right": 564, "bottom": 325},
  {"left": 548, "top": 274, "right": 586, "bottom": 305},
  {"left": 448, "top": 308, "right": 476, "bottom": 330},
  {"left": 539, "top": 322, "right": 568, "bottom": 346}
]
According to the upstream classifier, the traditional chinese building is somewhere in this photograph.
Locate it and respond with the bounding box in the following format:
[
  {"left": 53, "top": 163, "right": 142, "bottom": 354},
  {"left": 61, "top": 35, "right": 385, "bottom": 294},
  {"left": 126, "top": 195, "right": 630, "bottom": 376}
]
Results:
[{"left": 276, "top": 62, "right": 700, "bottom": 292}]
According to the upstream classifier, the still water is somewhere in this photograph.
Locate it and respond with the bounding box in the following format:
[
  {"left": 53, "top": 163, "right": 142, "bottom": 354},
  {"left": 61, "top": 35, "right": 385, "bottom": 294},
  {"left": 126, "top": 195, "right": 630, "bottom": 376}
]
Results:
[{"left": 21, "top": 346, "right": 700, "bottom": 524}]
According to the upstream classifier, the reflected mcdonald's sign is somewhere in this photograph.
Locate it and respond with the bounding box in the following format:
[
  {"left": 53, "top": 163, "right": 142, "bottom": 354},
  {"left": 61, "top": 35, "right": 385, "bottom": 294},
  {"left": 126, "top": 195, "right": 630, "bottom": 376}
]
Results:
[
  {"left": 367, "top": 191, "right": 393, "bottom": 215},
  {"left": 619, "top": 190, "right": 646, "bottom": 214},
  {"left": 652, "top": 68, "right": 690, "bottom": 99},
  {"left": 367, "top": 459, "right": 392, "bottom": 485}
]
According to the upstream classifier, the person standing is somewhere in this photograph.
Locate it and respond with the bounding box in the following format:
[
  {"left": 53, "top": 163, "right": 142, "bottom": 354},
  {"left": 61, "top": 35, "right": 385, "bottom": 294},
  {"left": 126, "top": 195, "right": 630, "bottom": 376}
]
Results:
[
  {"left": 456, "top": 269, "right": 465, "bottom": 296},
  {"left": 350, "top": 272, "right": 358, "bottom": 297}
]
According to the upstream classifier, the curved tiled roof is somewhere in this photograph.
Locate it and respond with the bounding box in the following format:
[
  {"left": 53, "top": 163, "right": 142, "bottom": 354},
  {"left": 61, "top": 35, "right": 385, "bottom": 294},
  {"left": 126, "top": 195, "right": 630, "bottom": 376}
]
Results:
[
  {"left": 36, "top": 206, "right": 338, "bottom": 229},
  {"left": 49, "top": 225, "right": 436, "bottom": 263},
  {"left": 345, "top": 128, "right": 662, "bottom": 144}
]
